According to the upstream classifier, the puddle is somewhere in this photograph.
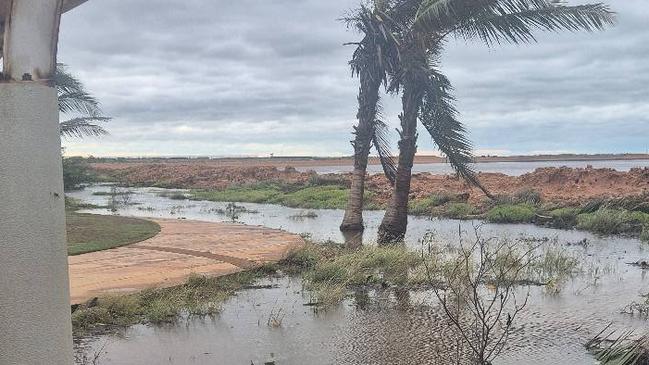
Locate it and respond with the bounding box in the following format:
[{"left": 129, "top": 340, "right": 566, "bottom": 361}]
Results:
[{"left": 69, "top": 185, "right": 649, "bottom": 364}]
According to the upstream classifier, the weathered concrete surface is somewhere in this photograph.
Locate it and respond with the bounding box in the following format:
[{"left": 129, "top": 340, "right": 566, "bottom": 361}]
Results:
[
  {"left": 1, "top": 0, "right": 63, "bottom": 81},
  {"left": 0, "top": 83, "right": 73, "bottom": 364},
  {"left": 68, "top": 219, "right": 305, "bottom": 303}
]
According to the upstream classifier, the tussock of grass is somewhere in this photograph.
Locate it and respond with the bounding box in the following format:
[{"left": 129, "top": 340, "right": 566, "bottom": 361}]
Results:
[
  {"left": 486, "top": 204, "right": 536, "bottom": 224},
  {"left": 549, "top": 207, "right": 580, "bottom": 229},
  {"left": 576, "top": 209, "right": 649, "bottom": 235},
  {"left": 409, "top": 193, "right": 468, "bottom": 216},
  {"left": 444, "top": 202, "right": 477, "bottom": 219},
  {"left": 527, "top": 248, "right": 580, "bottom": 283},
  {"left": 304, "top": 246, "right": 425, "bottom": 305},
  {"left": 72, "top": 271, "right": 262, "bottom": 333}
]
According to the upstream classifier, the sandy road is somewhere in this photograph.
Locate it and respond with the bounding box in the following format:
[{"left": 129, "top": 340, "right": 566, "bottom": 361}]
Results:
[{"left": 68, "top": 219, "right": 304, "bottom": 304}]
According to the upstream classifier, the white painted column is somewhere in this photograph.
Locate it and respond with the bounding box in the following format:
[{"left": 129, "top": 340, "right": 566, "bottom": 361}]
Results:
[
  {"left": 0, "top": 83, "right": 73, "bottom": 365},
  {"left": 0, "top": 0, "right": 73, "bottom": 363}
]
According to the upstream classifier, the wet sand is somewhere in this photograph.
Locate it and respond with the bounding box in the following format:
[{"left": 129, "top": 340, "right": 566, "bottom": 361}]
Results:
[{"left": 68, "top": 219, "right": 304, "bottom": 304}]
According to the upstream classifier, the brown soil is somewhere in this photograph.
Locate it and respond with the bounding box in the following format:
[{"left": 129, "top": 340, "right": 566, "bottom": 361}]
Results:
[{"left": 93, "top": 162, "right": 649, "bottom": 207}]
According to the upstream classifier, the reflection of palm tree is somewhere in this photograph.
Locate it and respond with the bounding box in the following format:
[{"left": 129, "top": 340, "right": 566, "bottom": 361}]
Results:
[
  {"left": 56, "top": 63, "right": 110, "bottom": 138},
  {"left": 377, "top": 0, "right": 615, "bottom": 243}
]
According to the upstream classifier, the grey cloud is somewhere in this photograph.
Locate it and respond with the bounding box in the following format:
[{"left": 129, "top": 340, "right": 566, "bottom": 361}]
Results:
[{"left": 59, "top": 0, "right": 649, "bottom": 157}]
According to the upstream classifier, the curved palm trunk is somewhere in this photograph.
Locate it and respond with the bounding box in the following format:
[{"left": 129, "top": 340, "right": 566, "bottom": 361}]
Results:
[
  {"left": 340, "top": 73, "right": 382, "bottom": 232},
  {"left": 378, "top": 83, "right": 422, "bottom": 244}
]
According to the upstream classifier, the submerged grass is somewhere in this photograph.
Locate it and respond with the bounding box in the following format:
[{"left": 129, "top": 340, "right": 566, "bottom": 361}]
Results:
[
  {"left": 304, "top": 245, "right": 424, "bottom": 305},
  {"left": 72, "top": 270, "right": 264, "bottom": 333}
]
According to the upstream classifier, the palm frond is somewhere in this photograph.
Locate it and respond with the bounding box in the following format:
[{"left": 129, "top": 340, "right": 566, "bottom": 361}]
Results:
[
  {"left": 55, "top": 64, "right": 103, "bottom": 116},
  {"left": 60, "top": 117, "right": 110, "bottom": 139},
  {"left": 372, "top": 119, "right": 397, "bottom": 185},
  {"left": 454, "top": 2, "right": 615, "bottom": 45},
  {"left": 345, "top": 4, "right": 401, "bottom": 88},
  {"left": 58, "top": 91, "right": 103, "bottom": 115},
  {"left": 420, "top": 68, "right": 493, "bottom": 198}
]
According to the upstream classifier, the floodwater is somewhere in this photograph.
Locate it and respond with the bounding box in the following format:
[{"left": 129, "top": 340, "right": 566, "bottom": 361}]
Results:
[
  {"left": 70, "top": 186, "right": 649, "bottom": 365},
  {"left": 300, "top": 159, "right": 649, "bottom": 176}
]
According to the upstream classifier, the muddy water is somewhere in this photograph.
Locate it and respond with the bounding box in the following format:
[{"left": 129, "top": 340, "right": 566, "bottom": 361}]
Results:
[
  {"left": 300, "top": 159, "right": 649, "bottom": 176},
  {"left": 70, "top": 186, "right": 649, "bottom": 365}
]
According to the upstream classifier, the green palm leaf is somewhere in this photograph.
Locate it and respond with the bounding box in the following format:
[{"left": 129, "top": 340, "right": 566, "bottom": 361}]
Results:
[
  {"left": 454, "top": 2, "right": 616, "bottom": 45},
  {"left": 60, "top": 117, "right": 110, "bottom": 139},
  {"left": 420, "top": 67, "right": 493, "bottom": 197},
  {"left": 56, "top": 63, "right": 110, "bottom": 138}
]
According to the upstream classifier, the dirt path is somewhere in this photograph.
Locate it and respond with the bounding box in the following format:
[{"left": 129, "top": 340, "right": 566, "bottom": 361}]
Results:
[{"left": 68, "top": 219, "right": 304, "bottom": 304}]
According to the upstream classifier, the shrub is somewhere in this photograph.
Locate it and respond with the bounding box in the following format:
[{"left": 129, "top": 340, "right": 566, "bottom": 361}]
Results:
[
  {"left": 62, "top": 157, "right": 96, "bottom": 191},
  {"left": 486, "top": 204, "right": 536, "bottom": 223}
]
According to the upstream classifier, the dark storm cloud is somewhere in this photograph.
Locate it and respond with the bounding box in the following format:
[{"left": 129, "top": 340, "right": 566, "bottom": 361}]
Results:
[{"left": 59, "top": 0, "right": 649, "bottom": 157}]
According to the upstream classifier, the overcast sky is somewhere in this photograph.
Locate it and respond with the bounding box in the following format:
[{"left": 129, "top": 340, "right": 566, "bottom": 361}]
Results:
[{"left": 59, "top": 0, "right": 648, "bottom": 157}]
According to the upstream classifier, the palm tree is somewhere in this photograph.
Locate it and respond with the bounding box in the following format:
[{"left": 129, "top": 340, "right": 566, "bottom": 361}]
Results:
[
  {"left": 377, "top": 0, "right": 615, "bottom": 243},
  {"left": 56, "top": 63, "right": 110, "bottom": 138},
  {"left": 339, "top": 2, "right": 401, "bottom": 232}
]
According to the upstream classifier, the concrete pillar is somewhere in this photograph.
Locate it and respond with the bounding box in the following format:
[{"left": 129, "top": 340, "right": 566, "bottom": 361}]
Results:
[{"left": 0, "top": 83, "right": 73, "bottom": 364}]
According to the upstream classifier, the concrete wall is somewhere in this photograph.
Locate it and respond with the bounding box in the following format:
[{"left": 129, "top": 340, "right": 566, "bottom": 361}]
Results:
[{"left": 0, "top": 83, "right": 73, "bottom": 364}]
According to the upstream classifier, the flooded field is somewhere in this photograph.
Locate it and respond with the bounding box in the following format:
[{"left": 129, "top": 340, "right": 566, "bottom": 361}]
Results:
[
  {"left": 299, "top": 159, "right": 649, "bottom": 176},
  {"left": 70, "top": 185, "right": 649, "bottom": 365}
]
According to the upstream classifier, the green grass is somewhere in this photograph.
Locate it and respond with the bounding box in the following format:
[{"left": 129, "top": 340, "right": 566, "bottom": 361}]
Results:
[
  {"left": 72, "top": 271, "right": 262, "bottom": 333},
  {"left": 304, "top": 246, "right": 425, "bottom": 305},
  {"left": 190, "top": 185, "right": 354, "bottom": 209},
  {"left": 443, "top": 202, "right": 478, "bottom": 219},
  {"left": 409, "top": 193, "right": 469, "bottom": 216},
  {"left": 486, "top": 204, "right": 537, "bottom": 224},
  {"left": 576, "top": 209, "right": 649, "bottom": 236},
  {"left": 66, "top": 213, "right": 161, "bottom": 255},
  {"left": 549, "top": 207, "right": 580, "bottom": 229}
]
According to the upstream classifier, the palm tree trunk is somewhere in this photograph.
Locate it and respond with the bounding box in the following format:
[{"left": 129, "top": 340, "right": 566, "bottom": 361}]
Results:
[
  {"left": 377, "top": 83, "right": 422, "bottom": 244},
  {"left": 340, "top": 73, "right": 382, "bottom": 232}
]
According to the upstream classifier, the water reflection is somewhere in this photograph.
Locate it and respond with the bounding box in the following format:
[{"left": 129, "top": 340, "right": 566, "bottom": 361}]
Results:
[{"left": 69, "top": 185, "right": 649, "bottom": 365}]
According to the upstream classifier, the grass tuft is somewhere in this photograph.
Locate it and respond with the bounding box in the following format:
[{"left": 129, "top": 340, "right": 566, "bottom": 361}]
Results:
[
  {"left": 576, "top": 209, "right": 649, "bottom": 236},
  {"left": 486, "top": 204, "right": 536, "bottom": 224}
]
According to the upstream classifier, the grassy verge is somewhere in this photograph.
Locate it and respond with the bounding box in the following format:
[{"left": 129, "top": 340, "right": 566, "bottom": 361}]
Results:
[
  {"left": 66, "top": 213, "right": 161, "bottom": 255},
  {"left": 190, "top": 184, "right": 377, "bottom": 210},
  {"left": 66, "top": 196, "right": 160, "bottom": 255}
]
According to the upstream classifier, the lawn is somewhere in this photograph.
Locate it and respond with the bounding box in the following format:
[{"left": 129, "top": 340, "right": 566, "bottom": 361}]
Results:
[{"left": 66, "top": 213, "right": 161, "bottom": 256}]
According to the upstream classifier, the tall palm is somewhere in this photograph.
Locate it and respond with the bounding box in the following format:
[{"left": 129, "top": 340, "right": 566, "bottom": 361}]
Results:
[
  {"left": 377, "top": 0, "right": 615, "bottom": 243},
  {"left": 339, "top": 2, "right": 401, "bottom": 232},
  {"left": 56, "top": 63, "right": 110, "bottom": 138}
]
